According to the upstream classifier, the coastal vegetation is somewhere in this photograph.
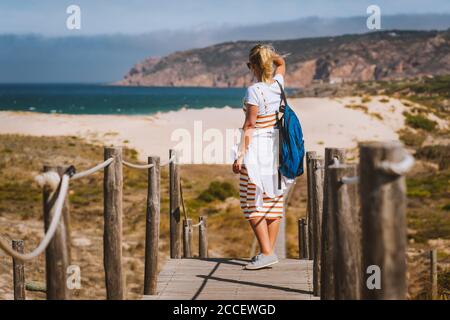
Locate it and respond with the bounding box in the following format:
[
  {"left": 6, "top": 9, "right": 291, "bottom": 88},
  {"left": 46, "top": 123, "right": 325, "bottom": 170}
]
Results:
[{"left": 0, "top": 76, "right": 449, "bottom": 299}]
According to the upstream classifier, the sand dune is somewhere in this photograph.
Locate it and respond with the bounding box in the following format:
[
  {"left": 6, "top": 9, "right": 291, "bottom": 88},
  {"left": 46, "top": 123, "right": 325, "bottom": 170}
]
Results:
[{"left": 0, "top": 96, "right": 409, "bottom": 163}]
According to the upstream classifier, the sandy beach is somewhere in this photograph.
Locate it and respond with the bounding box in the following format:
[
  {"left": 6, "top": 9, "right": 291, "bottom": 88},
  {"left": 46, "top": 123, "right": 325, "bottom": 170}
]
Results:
[{"left": 0, "top": 96, "right": 417, "bottom": 163}]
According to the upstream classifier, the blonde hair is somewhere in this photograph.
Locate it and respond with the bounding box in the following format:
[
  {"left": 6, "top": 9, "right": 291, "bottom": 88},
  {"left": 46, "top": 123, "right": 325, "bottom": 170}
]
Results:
[{"left": 249, "top": 44, "right": 276, "bottom": 83}]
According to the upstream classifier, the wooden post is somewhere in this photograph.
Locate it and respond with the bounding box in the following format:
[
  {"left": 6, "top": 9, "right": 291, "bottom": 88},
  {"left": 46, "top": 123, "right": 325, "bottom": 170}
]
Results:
[
  {"left": 103, "top": 147, "right": 124, "bottom": 300},
  {"left": 430, "top": 249, "right": 438, "bottom": 300},
  {"left": 320, "top": 148, "right": 346, "bottom": 300},
  {"left": 312, "top": 157, "right": 324, "bottom": 297},
  {"left": 43, "top": 165, "right": 70, "bottom": 300},
  {"left": 329, "top": 163, "right": 362, "bottom": 300},
  {"left": 306, "top": 151, "right": 316, "bottom": 260},
  {"left": 12, "top": 240, "right": 25, "bottom": 300},
  {"left": 298, "top": 218, "right": 307, "bottom": 259},
  {"left": 144, "top": 156, "right": 160, "bottom": 295},
  {"left": 60, "top": 168, "right": 72, "bottom": 260},
  {"left": 169, "top": 149, "right": 182, "bottom": 259},
  {"left": 55, "top": 166, "right": 72, "bottom": 259},
  {"left": 183, "top": 219, "right": 193, "bottom": 258},
  {"left": 199, "top": 216, "right": 208, "bottom": 258},
  {"left": 360, "top": 141, "right": 407, "bottom": 300}
]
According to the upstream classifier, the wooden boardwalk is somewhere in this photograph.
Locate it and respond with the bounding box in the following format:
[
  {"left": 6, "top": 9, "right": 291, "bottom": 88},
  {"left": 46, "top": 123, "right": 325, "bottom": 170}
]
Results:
[{"left": 143, "top": 258, "right": 318, "bottom": 300}]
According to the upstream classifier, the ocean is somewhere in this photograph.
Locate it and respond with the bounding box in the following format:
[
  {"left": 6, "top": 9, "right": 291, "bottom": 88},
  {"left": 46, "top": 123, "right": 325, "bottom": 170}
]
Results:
[{"left": 0, "top": 84, "right": 250, "bottom": 115}]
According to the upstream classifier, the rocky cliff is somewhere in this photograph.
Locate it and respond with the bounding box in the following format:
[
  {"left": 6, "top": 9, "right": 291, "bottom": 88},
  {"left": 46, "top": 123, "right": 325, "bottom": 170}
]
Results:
[{"left": 116, "top": 30, "right": 450, "bottom": 88}]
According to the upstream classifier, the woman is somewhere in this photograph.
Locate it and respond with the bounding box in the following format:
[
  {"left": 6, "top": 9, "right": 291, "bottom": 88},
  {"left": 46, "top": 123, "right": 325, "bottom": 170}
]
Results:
[{"left": 232, "top": 44, "right": 292, "bottom": 270}]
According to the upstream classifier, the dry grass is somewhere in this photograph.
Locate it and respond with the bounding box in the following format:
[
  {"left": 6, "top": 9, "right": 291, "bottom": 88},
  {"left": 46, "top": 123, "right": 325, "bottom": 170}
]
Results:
[
  {"left": 0, "top": 134, "right": 306, "bottom": 300},
  {"left": 1, "top": 133, "right": 448, "bottom": 299}
]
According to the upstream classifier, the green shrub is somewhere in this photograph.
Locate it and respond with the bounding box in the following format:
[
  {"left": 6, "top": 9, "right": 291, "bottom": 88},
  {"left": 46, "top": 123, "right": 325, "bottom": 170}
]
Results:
[
  {"left": 398, "top": 128, "right": 425, "bottom": 148},
  {"left": 407, "top": 188, "right": 431, "bottom": 198},
  {"left": 407, "top": 171, "right": 450, "bottom": 199},
  {"left": 345, "top": 104, "right": 368, "bottom": 113},
  {"left": 197, "top": 181, "right": 237, "bottom": 202},
  {"left": 404, "top": 112, "right": 437, "bottom": 132}
]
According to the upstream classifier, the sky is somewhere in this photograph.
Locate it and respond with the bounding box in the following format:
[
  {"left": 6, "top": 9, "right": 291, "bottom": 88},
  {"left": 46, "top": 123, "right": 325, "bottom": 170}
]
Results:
[
  {"left": 1, "top": 0, "right": 450, "bottom": 36},
  {"left": 1, "top": 1, "right": 449, "bottom": 83}
]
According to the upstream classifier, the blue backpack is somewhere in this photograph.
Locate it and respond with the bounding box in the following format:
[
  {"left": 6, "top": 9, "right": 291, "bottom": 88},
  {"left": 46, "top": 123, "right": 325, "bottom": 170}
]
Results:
[{"left": 275, "top": 80, "right": 305, "bottom": 187}]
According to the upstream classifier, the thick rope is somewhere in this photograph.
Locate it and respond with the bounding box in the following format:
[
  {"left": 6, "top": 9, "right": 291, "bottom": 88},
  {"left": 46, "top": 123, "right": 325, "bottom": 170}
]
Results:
[
  {"left": 340, "top": 176, "right": 360, "bottom": 185},
  {"left": 72, "top": 158, "right": 114, "bottom": 180},
  {"left": 122, "top": 154, "right": 177, "bottom": 170},
  {"left": 122, "top": 160, "right": 154, "bottom": 170},
  {"left": 377, "top": 153, "right": 415, "bottom": 176},
  {"left": 331, "top": 157, "right": 340, "bottom": 167},
  {"left": 161, "top": 155, "right": 176, "bottom": 167},
  {"left": 191, "top": 220, "right": 204, "bottom": 228},
  {"left": 0, "top": 174, "right": 70, "bottom": 262},
  {"left": 122, "top": 154, "right": 175, "bottom": 169}
]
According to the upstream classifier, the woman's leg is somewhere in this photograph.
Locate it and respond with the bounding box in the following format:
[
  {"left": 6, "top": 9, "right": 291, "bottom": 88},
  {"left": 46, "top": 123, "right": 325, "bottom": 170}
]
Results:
[
  {"left": 267, "top": 219, "right": 281, "bottom": 251},
  {"left": 249, "top": 217, "right": 272, "bottom": 255}
]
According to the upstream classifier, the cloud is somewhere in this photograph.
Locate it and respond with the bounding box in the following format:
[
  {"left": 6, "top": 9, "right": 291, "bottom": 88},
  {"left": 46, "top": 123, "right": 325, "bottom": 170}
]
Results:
[{"left": 0, "top": 14, "right": 449, "bottom": 83}]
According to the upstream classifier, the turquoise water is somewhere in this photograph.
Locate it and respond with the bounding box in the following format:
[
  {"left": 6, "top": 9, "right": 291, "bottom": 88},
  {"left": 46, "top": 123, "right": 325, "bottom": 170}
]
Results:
[{"left": 0, "top": 84, "right": 249, "bottom": 115}]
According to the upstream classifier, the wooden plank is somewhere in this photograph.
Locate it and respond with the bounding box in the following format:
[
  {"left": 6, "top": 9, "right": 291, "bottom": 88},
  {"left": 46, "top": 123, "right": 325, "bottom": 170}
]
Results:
[{"left": 144, "top": 259, "right": 316, "bottom": 300}]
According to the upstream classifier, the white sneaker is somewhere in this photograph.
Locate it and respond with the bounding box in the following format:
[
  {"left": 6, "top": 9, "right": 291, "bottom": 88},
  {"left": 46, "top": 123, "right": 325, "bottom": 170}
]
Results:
[{"left": 245, "top": 253, "right": 279, "bottom": 270}]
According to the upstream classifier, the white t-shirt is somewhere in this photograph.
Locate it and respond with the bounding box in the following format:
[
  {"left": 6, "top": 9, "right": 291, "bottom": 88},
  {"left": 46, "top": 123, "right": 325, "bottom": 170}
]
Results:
[{"left": 243, "top": 74, "right": 284, "bottom": 115}]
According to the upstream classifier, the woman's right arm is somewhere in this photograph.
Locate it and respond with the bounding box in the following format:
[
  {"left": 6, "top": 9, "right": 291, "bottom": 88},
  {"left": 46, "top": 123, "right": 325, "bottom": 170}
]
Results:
[
  {"left": 273, "top": 54, "right": 285, "bottom": 77},
  {"left": 232, "top": 104, "right": 257, "bottom": 174}
]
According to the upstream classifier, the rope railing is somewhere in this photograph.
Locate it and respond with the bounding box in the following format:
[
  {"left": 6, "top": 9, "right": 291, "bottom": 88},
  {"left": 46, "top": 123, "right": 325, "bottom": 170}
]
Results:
[
  {"left": 162, "top": 155, "right": 176, "bottom": 167},
  {"left": 1, "top": 147, "right": 182, "bottom": 300},
  {"left": 0, "top": 158, "right": 115, "bottom": 261},
  {"left": 122, "top": 155, "right": 175, "bottom": 170},
  {"left": 0, "top": 152, "right": 177, "bottom": 262},
  {"left": 0, "top": 172, "right": 71, "bottom": 262},
  {"left": 122, "top": 161, "right": 154, "bottom": 170},
  {"left": 331, "top": 157, "right": 340, "bottom": 166},
  {"left": 340, "top": 176, "right": 359, "bottom": 185},
  {"left": 72, "top": 158, "right": 114, "bottom": 180},
  {"left": 377, "top": 153, "right": 415, "bottom": 176},
  {"left": 191, "top": 220, "right": 204, "bottom": 228}
]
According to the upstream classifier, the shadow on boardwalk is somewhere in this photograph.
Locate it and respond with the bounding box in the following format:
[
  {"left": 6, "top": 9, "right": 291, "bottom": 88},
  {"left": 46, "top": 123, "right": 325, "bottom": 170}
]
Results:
[{"left": 143, "top": 258, "right": 317, "bottom": 300}]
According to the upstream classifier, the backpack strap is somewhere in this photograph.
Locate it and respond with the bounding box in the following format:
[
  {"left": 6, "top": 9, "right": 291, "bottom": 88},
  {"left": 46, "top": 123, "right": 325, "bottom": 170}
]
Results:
[
  {"left": 275, "top": 80, "right": 287, "bottom": 112},
  {"left": 275, "top": 79, "right": 286, "bottom": 190}
]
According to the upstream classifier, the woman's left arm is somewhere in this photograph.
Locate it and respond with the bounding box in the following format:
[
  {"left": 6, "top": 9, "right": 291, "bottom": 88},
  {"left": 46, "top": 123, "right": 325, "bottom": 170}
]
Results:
[
  {"left": 273, "top": 53, "right": 286, "bottom": 77},
  {"left": 232, "top": 104, "right": 258, "bottom": 173}
]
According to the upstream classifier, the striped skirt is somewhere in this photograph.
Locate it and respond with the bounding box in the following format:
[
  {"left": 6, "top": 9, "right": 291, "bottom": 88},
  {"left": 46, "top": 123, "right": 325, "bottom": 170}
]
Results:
[{"left": 239, "top": 165, "right": 284, "bottom": 220}]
